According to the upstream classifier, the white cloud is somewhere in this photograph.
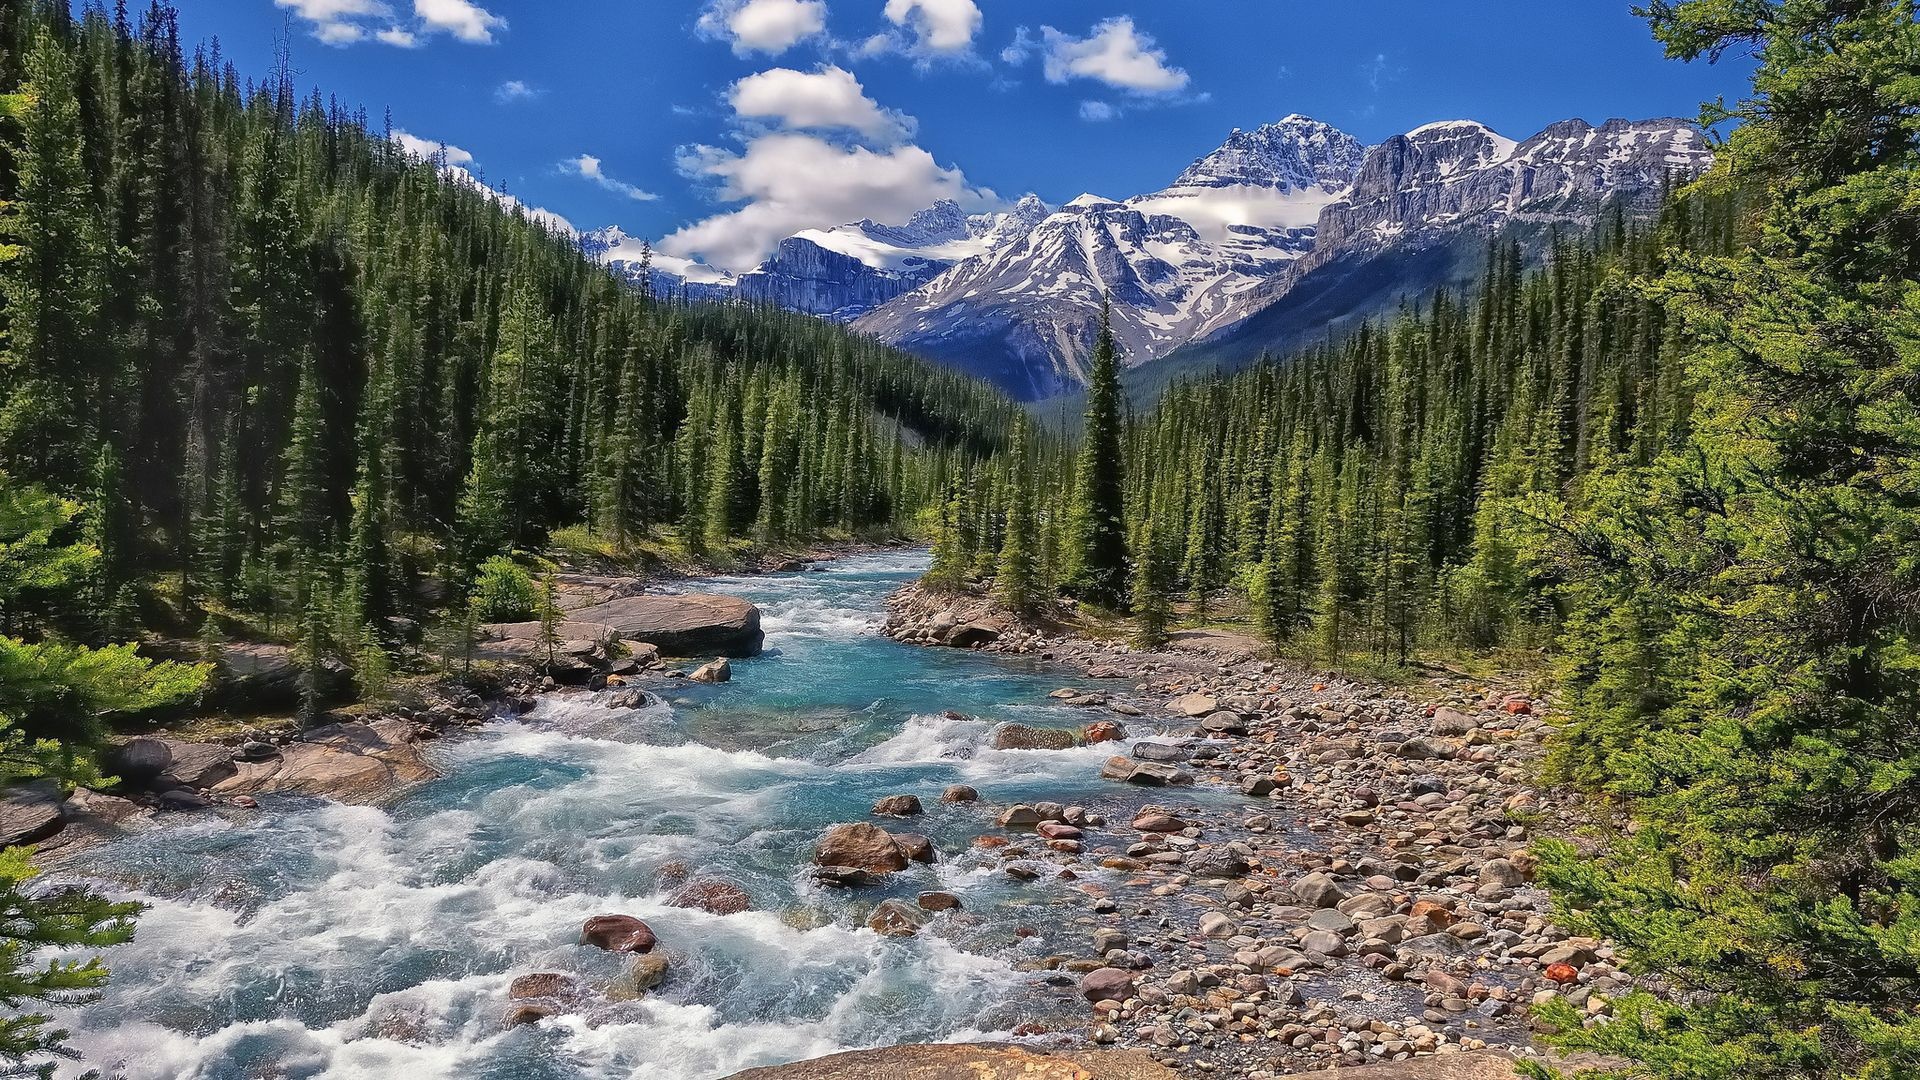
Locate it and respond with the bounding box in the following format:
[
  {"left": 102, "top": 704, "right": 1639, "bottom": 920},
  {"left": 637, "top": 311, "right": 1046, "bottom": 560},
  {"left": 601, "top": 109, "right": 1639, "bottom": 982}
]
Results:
[
  {"left": 392, "top": 130, "right": 475, "bottom": 166},
  {"left": 729, "top": 66, "right": 911, "bottom": 142},
  {"left": 1038, "top": 17, "right": 1189, "bottom": 94},
  {"left": 697, "top": 0, "right": 827, "bottom": 56},
  {"left": 662, "top": 131, "right": 993, "bottom": 272},
  {"left": 495, "top": 80, "right": 541, "bottom": 103},
  {"left": 415, "top": 0, "right": 504, "bottom": 43},
  {"left": 276, "top": 0, "right": 501, "bottom": 46},
  {"left": 882, "top": 0, "right": 981, "bottom": 54},
  {"left": 563, "top": 155, "right": 660, "bottom": 202},
  {"left": 1000, "top": 25, "right": 1037, "bottom": 65},
  {"left": 1079, "top": 100, "right": 1119, "bottom": 122}
]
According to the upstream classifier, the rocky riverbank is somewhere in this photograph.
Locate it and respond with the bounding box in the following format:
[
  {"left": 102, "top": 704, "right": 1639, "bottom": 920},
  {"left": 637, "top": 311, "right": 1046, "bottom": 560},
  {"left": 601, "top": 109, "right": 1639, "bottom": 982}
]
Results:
[
  {"left": 879, "top": 581, "right": 1615, "bottom": 1078},
  {"left": 20, "top": 544, "right": 894, "bottom": 856}
]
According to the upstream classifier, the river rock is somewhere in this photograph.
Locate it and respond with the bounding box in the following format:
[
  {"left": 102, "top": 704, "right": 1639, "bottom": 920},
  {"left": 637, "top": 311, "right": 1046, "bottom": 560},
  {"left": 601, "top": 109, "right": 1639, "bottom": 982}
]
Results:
[
  {"left": 213, "top": 719, "right": 438, "bottom": 804},
  {"left": 1167, "top": 693, "right": 1218, "bottom": 717},
  {"left": 690, "top": 659, "right": 732, "bottom": 684},
  {"left": 158, "top": 741, "right": 238, "bottom": 790},
  {"left": 629, "top": 953, "right": 670, "bottom": 993},
  {"left": 872, "top": 794, "right": 923, "bottom": 817},
  {"left": 1099, "top": 757, "right": 1192, "bottom": 786},
  {"left": 668, "top": 879, "right": 754, "bottom": 915},
  {"left": 565, "top": 594, "right": 765, "bottom": 657},
  {"left": 869, "top": 898, "right": 934, "bottom": 937},
  {"left": 940, "top": 785, "right": 978, "bottom": 803},
  {"left": 0, "top": 781, "right": 66, "bottom": 847},
  {"left": 989, "top": 723, "right": 1077, "bottom": 751},
  {"left": 508, "top": 972, "right": 581, "bottom": 1001},
  {"left": 102, "top": 739, "right": 172, "bottom": 786},
  {"left": 1130, "top": 741, "right": 1191, "bottom": 764},
  {"left": 1294, "top": 872, "right": 1353, "bottom": 909},
  {"left": 580, "top": 915, "right": 657, "bottom": 953},
  {"left": 1082, "top": 720, "right": 1126, "bottom": 744},
  {"left": 1078, "top": 967, "right": 1137, "bottom": 1003},
  {"left": 813, "top": 823, "right": 909, "bottom": 874},
  {"left": 891, "top": 832, "right": 937, "bottom": 864},
  {"left": 917, "top": 891, "right": 962, "bottom": 912}
]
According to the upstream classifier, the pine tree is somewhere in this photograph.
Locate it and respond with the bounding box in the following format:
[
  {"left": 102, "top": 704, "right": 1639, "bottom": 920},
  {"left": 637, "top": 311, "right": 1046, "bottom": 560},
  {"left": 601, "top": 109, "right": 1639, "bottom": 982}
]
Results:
[
  {"left": 1535, "top": 3, "right": 1920, "bottom": 1076},
  {"left": 1063, "top": 300, "right": 1128, "bottom": 608},
  {"left": 1130, "top": 517, "right": 1171, "bottom": 649},
  {"left": 994, "top": 414, "right": 1040, "bottom": 613}
]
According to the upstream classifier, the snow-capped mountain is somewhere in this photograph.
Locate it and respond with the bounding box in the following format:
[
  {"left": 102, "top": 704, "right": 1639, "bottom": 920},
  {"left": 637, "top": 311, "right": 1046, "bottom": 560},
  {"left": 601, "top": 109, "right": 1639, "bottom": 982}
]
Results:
[
  {"left": 1168, "top": 117, "right": 1715, "bottom": 376},
  {"left": 852, "top": 114, "right": 1710, "bottom": 399},
  {"left": 589, "top": 113, "right": 1711, "bottom": 401},
  {"left": 730, "top": 196, "right": 1050, "bottom": 319},
  {"left": 853, "top": 115, "right": 1367, "bottom": 398}
]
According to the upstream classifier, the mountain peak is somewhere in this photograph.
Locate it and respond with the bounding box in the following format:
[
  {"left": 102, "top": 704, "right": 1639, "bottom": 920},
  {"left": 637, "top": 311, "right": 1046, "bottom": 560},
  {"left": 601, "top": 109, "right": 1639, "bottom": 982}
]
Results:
[{"left": 1164, "top": 116, "right": 1366, "bottom": 195}]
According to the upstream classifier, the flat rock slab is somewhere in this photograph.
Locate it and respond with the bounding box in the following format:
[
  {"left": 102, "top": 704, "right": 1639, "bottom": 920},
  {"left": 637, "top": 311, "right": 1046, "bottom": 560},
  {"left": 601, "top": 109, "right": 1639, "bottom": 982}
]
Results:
[
  {"left": 0, "top": 780, "right": 67, "bottom": 847},
  {"left": 724, "top": 1044, "right": 1178, "bottom": 1080},
  {"left": 214, "top": 719, "right": 438, "bottom": 804},
  {"left": 566, "top": 594, "right": 764, "bottom": 657}
]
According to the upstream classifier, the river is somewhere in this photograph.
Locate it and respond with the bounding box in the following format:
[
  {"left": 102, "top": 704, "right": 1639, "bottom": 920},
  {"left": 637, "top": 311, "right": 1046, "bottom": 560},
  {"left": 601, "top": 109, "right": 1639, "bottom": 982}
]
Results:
[{"left": 50, "top": 552, "right": 1215, "bottom": 1079}]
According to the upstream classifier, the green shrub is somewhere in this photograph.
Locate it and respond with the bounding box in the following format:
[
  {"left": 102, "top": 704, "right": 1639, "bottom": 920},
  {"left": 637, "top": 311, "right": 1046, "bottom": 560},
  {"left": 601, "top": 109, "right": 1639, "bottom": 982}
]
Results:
[{"left": 471, "top": 556, "right": 538, "bottom": 622}]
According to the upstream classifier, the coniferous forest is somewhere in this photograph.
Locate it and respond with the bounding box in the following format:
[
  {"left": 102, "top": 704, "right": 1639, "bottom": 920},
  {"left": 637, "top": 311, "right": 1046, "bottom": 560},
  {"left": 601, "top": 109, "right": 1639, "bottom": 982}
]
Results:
[{"left": 0, "top": 0, "right": 1917, "bottom": 1077}]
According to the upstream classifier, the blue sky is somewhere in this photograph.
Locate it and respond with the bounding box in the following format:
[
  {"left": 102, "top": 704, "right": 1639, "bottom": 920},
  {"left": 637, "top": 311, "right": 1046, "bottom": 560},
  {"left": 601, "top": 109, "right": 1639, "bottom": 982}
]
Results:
[{"left": 189, "top": 1, "right": 1754, "bottom": 276}]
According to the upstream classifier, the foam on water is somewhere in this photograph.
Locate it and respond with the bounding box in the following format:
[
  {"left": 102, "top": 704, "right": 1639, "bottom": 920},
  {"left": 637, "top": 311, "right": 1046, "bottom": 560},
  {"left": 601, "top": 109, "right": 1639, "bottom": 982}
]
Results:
[{"left": 51, "top": 552, "right": 1127, "bottom": 1079}]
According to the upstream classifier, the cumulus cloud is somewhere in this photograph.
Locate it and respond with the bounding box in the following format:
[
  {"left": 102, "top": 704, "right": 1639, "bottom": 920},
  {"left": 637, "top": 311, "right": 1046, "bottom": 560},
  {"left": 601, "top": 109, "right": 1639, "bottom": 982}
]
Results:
[
  {"left": 415, "top": 0, "right": 505, "bottom": 43},
  {"left": 1035, "top": 17, "right": 1189, "bottom": 94},
  {"left": 729, "top": 66, "right": 911, "bottom": 142},
  {"left": 495, "top": 79, "right": 541, "bottom": 103},
  {"left": 1079, "top": 100, "right": 1119, "bottom": 122},
  {"left": 697, "top": 0, "right": 828, "bottom": 56},
  {"left": 276, "top": 0, "right": 502, "bottom": 47},
  {"left": 563, "top": 155, "right": 660, "bottom": 202},
  {"left": 662, "top": 132, "right": 992, "bottom": 272},
  {"left": 881, "top": 0, "right": 981, "bottom": 54}
]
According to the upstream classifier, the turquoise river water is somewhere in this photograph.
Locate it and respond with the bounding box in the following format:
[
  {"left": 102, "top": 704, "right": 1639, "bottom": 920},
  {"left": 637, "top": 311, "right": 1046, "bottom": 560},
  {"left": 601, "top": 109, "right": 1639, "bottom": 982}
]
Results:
[{"left": 48, "top": 552, "right": 1222, "bottom": 1080}]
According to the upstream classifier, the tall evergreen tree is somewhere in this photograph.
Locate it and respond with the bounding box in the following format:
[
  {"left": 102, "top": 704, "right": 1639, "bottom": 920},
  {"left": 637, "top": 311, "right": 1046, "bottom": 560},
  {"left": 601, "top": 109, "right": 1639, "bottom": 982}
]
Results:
[{"left": 1063, "top": 300, "right": 1128, "bottom": 608}]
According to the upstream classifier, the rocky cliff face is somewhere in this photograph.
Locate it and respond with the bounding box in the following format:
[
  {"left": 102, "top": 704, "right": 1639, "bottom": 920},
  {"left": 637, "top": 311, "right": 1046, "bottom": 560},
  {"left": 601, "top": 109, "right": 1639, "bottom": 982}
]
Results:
[
  {"left": 732, "top": 236, "right": 945, "bottom": 320},
  {"left": 593, "top": 114, "right": 1710, "bottom": 401},
  {"left": 857, "top": 116, "right": 1710, "bottom": 399},
  {"left": 854, "top": 117, "right": 1368, "bottom": 397}
]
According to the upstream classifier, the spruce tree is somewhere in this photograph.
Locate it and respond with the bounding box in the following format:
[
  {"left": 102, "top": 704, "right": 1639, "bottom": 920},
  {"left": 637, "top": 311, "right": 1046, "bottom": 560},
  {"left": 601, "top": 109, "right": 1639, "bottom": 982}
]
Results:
[
  {"left": 1536, "top": 3, "right": 1920, "bottom": 1076},
  {"left": 1130, "top": 517, "right": 1171, "bottom": 649},
  {"left": 994, "top": 414, "right": 1040, "bottom": 613},
  {"left": 1063, "top": 300, "right": 1128, "bottom": 608}
]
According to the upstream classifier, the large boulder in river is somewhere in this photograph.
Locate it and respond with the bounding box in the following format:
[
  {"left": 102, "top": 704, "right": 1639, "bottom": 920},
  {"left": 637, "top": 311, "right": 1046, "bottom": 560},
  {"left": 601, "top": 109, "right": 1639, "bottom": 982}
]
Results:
[
  {"left": 813, "top": 822, "right": 909, "bottom": 874},
  {"left": 0, "top": 781, "right": 66, "bottom": 847},
  {"left": 989, "top": 723, "right": 1078, "bottom": 751},
  {"left": 565, "top": 593, "right": 764, "bottom": 658},
  {"left": 667, "top": 879, "right": 754, "bottom": 915},
  {"left": 213, "top": 719, "right": 438, "bottom": 804},
  {"left": 104, "top": 738, "right": 236, "bottom": 791},
  {"left": 580, "top": 915, "right": 657, "bottom": 953}
]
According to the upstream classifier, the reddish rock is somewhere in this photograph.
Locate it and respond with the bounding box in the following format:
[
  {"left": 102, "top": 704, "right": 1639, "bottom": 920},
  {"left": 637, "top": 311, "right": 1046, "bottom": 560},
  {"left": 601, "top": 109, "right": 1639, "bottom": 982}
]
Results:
[
  {"left": 1503, "top": 698, "right": 1533, "bottom": 714},
  {"left": 508, "top": 973, "right": 580, "bottom": 1000},
  {"left": 1545, "top": 962, "right": 1580, "bottom": 984},
  {"left": 667, "top": 879, "right": 753, "bottom": 915},
  {"left": 813, "top": 822, "right": 909, "bottom": 874},
  {"left": 1078, "top": 967, "right": 1137, "bottom": 1004},
  {"left": 1082, "top": 720, "right": 1126, "bottom": 745},
  {"left": 892, "top": 832, "right": 938, "bottom": 863},
  {"left": 579, "top": 914, "right": 657, "bottom": 953},
  {"left": 871, "top": 794, "right": 923, "bottom": 817},
  {"left": 918, "top": 891, "right": 963, "bottom": 912},
  {"left": 1036, "top": 822, "right": 1083, "bottom": 841}
]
